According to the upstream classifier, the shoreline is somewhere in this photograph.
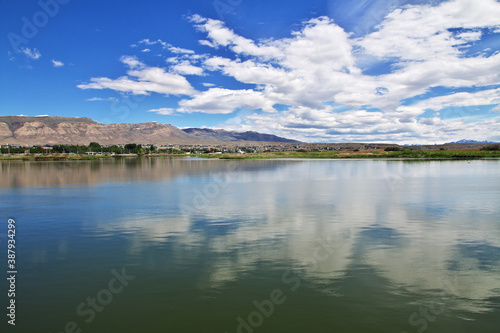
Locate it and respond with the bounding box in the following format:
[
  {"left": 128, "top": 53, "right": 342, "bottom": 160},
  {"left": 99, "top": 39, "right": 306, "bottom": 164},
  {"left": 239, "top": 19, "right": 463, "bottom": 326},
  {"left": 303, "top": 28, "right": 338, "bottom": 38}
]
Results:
[{"left": 1, "top": 149, "right": 500, "bottom": 161}]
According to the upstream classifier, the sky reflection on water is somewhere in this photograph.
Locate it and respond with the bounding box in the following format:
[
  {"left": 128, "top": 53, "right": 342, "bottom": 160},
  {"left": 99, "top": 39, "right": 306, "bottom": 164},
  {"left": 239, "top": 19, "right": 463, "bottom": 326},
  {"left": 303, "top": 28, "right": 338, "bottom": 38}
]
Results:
[{"left": 1, "top": 158, "right": 499, "bottom": 332}]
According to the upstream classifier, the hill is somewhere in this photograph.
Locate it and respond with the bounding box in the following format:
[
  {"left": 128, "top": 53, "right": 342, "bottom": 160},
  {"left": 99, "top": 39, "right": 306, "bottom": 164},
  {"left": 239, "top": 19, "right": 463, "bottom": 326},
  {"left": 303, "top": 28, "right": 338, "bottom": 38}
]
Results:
[
  {"left": 445, "top": 139, "right": 497, "bottom": 144},
  {"left": 0, "top": 116, "right": 298, "bottom": 145},
  {"left": 182, "top": 128, "right": 299, "bottom": 143}
]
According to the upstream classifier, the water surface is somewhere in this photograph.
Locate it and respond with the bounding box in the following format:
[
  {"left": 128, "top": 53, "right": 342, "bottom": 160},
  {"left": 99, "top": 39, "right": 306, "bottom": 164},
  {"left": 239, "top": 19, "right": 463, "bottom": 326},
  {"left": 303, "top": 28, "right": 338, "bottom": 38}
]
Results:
[{"left": 1, "top": 158, "right": 499, "bottom": 333}]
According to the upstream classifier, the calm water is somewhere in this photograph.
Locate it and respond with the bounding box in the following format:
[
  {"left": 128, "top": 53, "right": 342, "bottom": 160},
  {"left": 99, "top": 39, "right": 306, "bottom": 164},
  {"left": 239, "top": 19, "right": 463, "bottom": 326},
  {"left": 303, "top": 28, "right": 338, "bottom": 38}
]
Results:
[{"left": 1, "top": 158, "right": 500, "bottom": 333}]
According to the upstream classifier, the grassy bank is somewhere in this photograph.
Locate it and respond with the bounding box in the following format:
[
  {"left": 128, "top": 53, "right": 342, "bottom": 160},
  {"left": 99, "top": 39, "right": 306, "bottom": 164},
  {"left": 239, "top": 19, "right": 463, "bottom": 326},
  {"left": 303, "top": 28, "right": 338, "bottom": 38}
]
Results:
[
  {"left": 2, "top": 149, "right": 500, "bottom": 161},
  {"left": 195, "top": 149, "right": 500, "bottom": 160},
  {"left": 0, "top": 153, "right": 191, "bottom": 161},
  {"left": 0, "top": 154, "right": 115, "bottom": 161}
]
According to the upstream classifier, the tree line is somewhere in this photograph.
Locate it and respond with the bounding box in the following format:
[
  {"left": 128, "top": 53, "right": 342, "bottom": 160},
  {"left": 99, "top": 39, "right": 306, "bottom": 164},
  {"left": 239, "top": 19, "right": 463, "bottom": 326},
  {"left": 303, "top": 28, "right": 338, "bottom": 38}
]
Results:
[{"left": 0, "top": 142, "right": 187, "bottom": 155}]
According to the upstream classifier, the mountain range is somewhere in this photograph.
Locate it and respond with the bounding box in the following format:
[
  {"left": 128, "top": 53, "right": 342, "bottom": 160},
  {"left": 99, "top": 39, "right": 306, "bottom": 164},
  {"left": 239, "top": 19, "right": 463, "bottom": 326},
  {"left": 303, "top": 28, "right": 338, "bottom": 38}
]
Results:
[
  {"left": 182, "top": 127, "right": 298, "bottom": 143},
  {"left": 0, "top": 116, "right": 299, "bottom": 145},
  {"left": 445, "top": 139, "right": 498, "bottom": 144}
]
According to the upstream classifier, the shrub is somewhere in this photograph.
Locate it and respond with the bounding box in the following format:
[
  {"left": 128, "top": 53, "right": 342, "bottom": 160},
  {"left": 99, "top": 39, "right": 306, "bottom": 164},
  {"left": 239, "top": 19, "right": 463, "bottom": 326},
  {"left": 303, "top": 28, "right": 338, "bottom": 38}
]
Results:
[{"left": 480, "top": 144, "right": 500, "bottom": 151}]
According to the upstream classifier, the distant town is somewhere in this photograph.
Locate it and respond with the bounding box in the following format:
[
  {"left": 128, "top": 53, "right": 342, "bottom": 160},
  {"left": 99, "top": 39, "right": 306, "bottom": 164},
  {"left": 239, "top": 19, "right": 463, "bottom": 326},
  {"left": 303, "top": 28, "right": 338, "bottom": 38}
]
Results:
[{"left": 1, "top": 141, "right": 499, "bottom": 157}]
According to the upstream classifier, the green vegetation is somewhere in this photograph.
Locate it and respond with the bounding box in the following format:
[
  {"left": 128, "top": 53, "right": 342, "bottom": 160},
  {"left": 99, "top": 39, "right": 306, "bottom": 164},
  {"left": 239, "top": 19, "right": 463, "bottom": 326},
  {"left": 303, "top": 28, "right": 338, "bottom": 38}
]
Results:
[
  {"left": 195, "top": 149, "right": 500, "bottom": 160},
  {"left": 0, "top": 154, "right": 112, "bottom": 161},
  {"left": 379, "top": 149, "right": 500, "bottom": 158},
  {"left": 0, "top": 141, "right": 193, "bottom": 160},
  {"left": 2, "top": 141, "right": 500, "bottom": 161},
  {"left": 0, "top": 141, "right": 190, "bottom": 157}
]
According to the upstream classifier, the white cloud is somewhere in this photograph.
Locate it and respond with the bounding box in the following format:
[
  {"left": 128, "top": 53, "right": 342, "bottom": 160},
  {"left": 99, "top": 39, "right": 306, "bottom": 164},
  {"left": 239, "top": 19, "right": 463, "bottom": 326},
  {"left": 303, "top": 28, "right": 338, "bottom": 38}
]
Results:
[
  {"left": 169, "top": 46, "right": 195, "bottom": 54},
  {"left": 178, "top": 88, "right": 275, "bottom": 114},
  {"left": 79, "top": 1, "right": 500, "bottom": 143},
  {"left": 489, "top": 104, "right": 500, "bottom": 113},
  {"left": 166, "top": 57, "right": 179, "bottom": 63},
  {"left": 21, "top": 47, "right": 41, "bottom": 60},
  {"left": 52, "top": 59, "right": 64, "bottom": 67},
  {"left": 399, "top": 88, "right": 500, "bottom": 115},
  {"left": 121, "top": 55, "right": 143, "bottom": 69},
  {"left": 148, "top": 107, "right": 177, "bottom": 115},
  {"left": 455, "top": 30, "right": 482, "bottom": 43},
  {"left": 358, "top": 0, "right": 500, "bottom": 62},
  {"left": 192, "top": 16, "right": 282, "bottom": 59},
  {"left": 134, "top": 39, "right": 169, "bottom": 51},
  {"left": 181, "top": 1, "right": 500, "bottom": 142},
  {"left": 171, "top": 60, "right": 204, "bottom": 75},
  {"left": 199, "top": 40, "right": 215, "bottom": 47},
  {"left": 86, "top": 97, "right": 119, "bottom": 102},
  {"left": 219, "top": 106, "right": 500, "bottom": 144},
  {"left": 189, "top": 14, "right": 206, "bottom": 24},
  {"left": 138, "top": 38, "right": 157, "bottom": 46},
  {"left": 77, "top": 56, "right": 195, "bottom": 96}
]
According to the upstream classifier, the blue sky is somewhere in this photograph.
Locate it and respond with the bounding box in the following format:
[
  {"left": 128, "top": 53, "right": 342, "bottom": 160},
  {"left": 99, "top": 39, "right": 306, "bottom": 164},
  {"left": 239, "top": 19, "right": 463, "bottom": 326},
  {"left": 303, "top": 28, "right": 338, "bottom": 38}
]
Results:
[{"left": 1, "top": 0, "right": 500, "bottom": 143}]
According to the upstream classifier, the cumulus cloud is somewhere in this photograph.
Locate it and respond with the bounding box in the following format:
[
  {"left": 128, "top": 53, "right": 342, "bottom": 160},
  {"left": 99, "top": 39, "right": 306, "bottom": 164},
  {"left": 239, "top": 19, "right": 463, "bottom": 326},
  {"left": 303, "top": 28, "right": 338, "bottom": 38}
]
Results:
[
  {"left": 52, "top": 59, "right": 64, "bottom": 67},
  {"left": 171, "top": 60, "right": 204, "bottom": 75},
  {"left": 182, "top": 1, "right": 500, "bottom": 142},
  {"left": 358, "top": 0, "right": 500, "bottom": 61},
  {"left": 138, "top": 38, "right": 167, "bottom": 48},
  {"left": 148, "top": 107, "right": 177, "bottom": 115},
  {"left": 86, "top": 97, "right": 119, "bottom": 102},
  {"left": 120, "top": 55, "right": 143, "bottom": 69},
  {"left": 169, "top": 46, "right": 195, "bottom": 54},
  {"left": 135, "top": 38, "right": 194, "bottom": 55},
  {"left": 191, "top": 15, "right": 282, "bottom": 59},
  {"left": 78, "top": 0, "right": 500, "bottom": 143},
  {"left": 77, "top": 56, "right": 196, "bottom": 96},
  {"left": 398, "top": 88, "right": 500, "bottom": 116},
  {"left": 21, "top": 47, "right": 41, "bottom": 60},
  {"left": 178, "top": 88, "right": 275, "bottom": 114}
]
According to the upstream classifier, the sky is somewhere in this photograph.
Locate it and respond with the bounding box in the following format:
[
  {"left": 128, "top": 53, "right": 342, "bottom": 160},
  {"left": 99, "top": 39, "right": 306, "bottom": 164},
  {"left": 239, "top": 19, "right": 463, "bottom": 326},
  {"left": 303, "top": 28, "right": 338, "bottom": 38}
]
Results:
[{"left": 1, "top": 0, "right": 500, "bottom": 144}]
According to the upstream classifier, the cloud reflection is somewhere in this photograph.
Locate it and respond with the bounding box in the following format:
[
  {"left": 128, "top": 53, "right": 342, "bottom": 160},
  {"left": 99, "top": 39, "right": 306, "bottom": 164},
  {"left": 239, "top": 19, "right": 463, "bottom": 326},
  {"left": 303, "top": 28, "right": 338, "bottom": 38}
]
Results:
[{"left": 35, "top": 158, "right": 500, "bottom": 313}]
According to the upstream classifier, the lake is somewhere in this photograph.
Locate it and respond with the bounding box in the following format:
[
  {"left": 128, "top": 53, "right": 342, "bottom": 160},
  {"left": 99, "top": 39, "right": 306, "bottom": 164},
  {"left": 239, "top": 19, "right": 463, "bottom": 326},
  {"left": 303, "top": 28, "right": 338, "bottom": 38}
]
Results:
[{"left": 1, "top": 158, "right": 499, "bottom": 333}]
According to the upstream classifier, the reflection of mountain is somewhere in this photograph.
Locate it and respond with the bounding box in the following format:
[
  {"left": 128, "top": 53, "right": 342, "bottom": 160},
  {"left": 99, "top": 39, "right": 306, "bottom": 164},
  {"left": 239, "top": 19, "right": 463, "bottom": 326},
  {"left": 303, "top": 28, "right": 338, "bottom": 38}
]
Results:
[
  {"left": 58, "top": 158, "right": 500, "bottom": 313},
  {"left": 0, "top": 158, "right": 291, "bottom": 188}
]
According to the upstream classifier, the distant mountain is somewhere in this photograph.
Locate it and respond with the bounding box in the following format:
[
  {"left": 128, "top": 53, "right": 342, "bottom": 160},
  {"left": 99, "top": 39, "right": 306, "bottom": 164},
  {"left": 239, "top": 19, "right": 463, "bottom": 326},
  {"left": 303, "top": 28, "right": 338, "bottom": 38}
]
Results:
[
  {"left": 182, "top": 128, "right": 299, "bottom": 143},
  {"left": 445, "top": 139, "right": 497, "bottom": 144},
  {"left": 0, "top": 116, "right": 299, "bottom": 145}
]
